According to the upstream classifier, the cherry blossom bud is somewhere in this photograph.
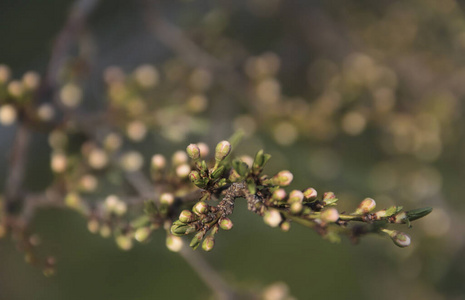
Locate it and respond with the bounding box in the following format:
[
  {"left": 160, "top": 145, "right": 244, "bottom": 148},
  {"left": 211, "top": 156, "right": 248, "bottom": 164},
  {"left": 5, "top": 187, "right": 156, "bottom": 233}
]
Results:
[
  {"left": 193, "top": 201, "right": 208, "bottom": 215},
  {"left": 271, "top": 170, "right": 293, "bottom": 186},
  {"left": 288, "top": 190, "right": 304, "bottom": 203},
  {"left": 215, "top": 140, "right": 231, "bottom": 162},
  {"left": 320, "top": 208, "right": 339, "bottom": 223},
  {"left": 186, "top": 144, "right": 201, "bottom": 160},
  {"left": 355, "top": 198, "right": 376, "bottom": 215},
  {"left": 219, "top": 218, "right": 234, "bottom": 230},
  {"left": 166, "top": 235, "right": 183, "bottom": 252},
  {"left": 160, "top": 193, "right": 175, "bottom": 206},
  {"left": 303, "top": 188, "right": 317, "bottom": 200},
  {"left": 264, "top": 209, "right": 282, "bottom": 227},
  {"left": 202, "top": 236, "right": 215, "bottom": 252}
]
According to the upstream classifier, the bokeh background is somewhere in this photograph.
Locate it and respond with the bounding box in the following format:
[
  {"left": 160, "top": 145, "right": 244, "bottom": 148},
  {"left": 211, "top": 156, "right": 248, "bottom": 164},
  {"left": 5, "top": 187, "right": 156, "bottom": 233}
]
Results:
[{"left": 1, "top": 0, "right": 464, "bottom": 299}]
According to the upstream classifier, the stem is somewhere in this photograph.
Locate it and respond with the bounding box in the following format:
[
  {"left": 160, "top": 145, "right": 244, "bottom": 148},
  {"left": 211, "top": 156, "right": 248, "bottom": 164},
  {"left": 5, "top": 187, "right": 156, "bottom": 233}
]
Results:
[{"left": 178, "top": 244, "right": 238, "bottom": 300}]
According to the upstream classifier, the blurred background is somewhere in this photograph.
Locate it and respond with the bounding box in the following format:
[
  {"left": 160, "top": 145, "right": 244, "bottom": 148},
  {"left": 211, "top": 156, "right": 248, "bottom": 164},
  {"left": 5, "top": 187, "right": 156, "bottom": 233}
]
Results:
[{"left": 0, "top": 0, "right": 464, "bottom": 299}]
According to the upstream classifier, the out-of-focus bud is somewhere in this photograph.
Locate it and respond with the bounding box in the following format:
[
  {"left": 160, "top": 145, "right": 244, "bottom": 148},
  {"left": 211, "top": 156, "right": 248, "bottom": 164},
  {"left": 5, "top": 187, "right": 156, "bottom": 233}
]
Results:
[
  {"left": 60, "top": 83, "right": 82, "bottom": 108},
  {"left": 322, "top": 192, "right": 338, "bottom": 205},
  {"left": 186, "top": 144, "right": 201, "bottom": 160},
  {"left": 37, "top": 103, "right": 55, "bottom": 122},
  {"left": 215, "top": 140, "right": 231, "bottom": 162},
  {"left": 219, "top": 218, "right": 233, "bottom": 230},
  {"left": 354, "top": 198, "right": 376, "bottom": 215},
  {"left": 166, "top": 235, "right": 183, "bottom": 252},
  {"left": 126, "top": 121, "right": 147, "bottom": 142},
  {"left": 172, "top": 151, "right": 188, "bottom": 166},
  {"left": 87, "top": 219, "right": 99, "bottom": 234},
  {"left": 303, "top": 188, "right": 317, "bottom": 200},
  {"left": 384, "top": 229, "right": 411, "bottom": 247},
  {"left": 134, "top": 227, "right": 151, "bottom": 242},
  {"left": 176, "top": 164, "right": 191, "bottom": 178},
  {"left": 280, "top": 221, "right": 291, "bottom": 232},
  {"left": 290, "top": 202, "right": 303, "bottom": 214},
  {"left": 116, "top": 234, "right": 133, "bottom": 251},
  {"left": 8, "top": 81, "right": 23, "bottom": 98},
  {"left": 79, "top": 174, "right": 98, "bottom": 192},
  {"left": 193, "top": 201, "right": 208, "bottom": 215},
  {"left": 151, "top": 154, "right": 166, "bottom": 170},
  {"left": 272, "top": 189, "right": 286, "bottom": 202},
  {"left": 51, "top": 151, "right": 67, "bottom": 173},
  {"left": 179, "top": 210, "right": 196, "bottom": 223},
  {"left": 134, "top": 64, "right": 159, "bottom": 88},
  {"left": 197, "top": 142, "right": 209, "bottom": 158},
  {"left": 320, "top": 208, "right": 339, "bottom": 223},
  {"left": 65, "top": 192, "right": 81, "bottom": 210},
  {"left": 264, "top": 209, "right": 282, "bottom": 227},
  {"left": 202, "top": 236, "right": 215, "bottom": 252},
  {"left": 22, "top": 71, "right": 40, "bottom": 90},
  {"left": 0, "top": 64, "right": 11, "bottom": 83},
  {"left": 0, "top": 104, "right": 17, "bottom": 126},
  {"left": 160, "top": 193, "right": 175, "bottom": 206},
  {"left": 270, "top": 171, "right": 293, "bottom": 186},
  {"left": 88, "top": 148, "right": 108, "bottom": 170},
  {"left": 120, "top": 151, "right": 144, "bottom": 172},
  {"left": 99, "top": 225, "right": 111, "bottom": 238},
  {"left": 288, "top": 190, "right": 304, "bottom": 203},
  {"left": 374, "top": 209, "right": 387, "bottom": 219}
]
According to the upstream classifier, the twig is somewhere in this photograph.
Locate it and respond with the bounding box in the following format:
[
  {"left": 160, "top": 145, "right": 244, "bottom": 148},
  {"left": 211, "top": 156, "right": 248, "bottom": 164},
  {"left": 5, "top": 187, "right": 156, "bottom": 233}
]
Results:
[{"left": 179, "top": 244, "right": 239, "bottom": 300}]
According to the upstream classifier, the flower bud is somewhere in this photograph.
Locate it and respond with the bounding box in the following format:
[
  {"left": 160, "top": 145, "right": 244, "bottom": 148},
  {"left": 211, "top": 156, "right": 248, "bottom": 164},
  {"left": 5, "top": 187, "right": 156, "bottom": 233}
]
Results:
[
  {"left": 202, "top": 236, "right": 215, "bottom": 252},
  {"left": 272, "top": 189, "right": 286, "bottom": 202},
  {"left": 264, "top": 209, "right": 282, "bottom": 227},
  {"left": 322, "top": 192, "right": 337, "bottom": 205},
  {"left": 176, "top": 164, "right": 191, "bottom": 178},
  {"left": 280, "top": 221, "right": 291, "bottom": 232},
  {"left": 193, "top": 201, "right": 208, "bottom": 215},
  {"left": 271, "top": 171, "right": 293, "bottom": 186},
  {"left": 87, "top": 219, "right": 99, "bottom": 234},
  {"left": 151, "top": 154, "right": 166, "bottom": 170},
  {"left": 134, "top": 227, "right": 151, "bottom": 242},
  {"left": 288, "top": 190, "right": 304, "bottom": 203},
  {"left": 290, "top": 202, "right": 303, "bottom": 214},
  {"left": 215, "top": 140, "right": 231, "bottom": 162},
  {"left": 189, "top": 170, "right": 201, "bottom": 182},
  {"left": 219, "top": 218, "right": 233, "bottom": 230},
  {"left": 384, "top": 229, "right": 411, "bottom": 247},
  {"left": 179, "top": 210, "right": 196, "bottom": 223},
  {"left": 172, "top": 151, "right": 188, "bottom": 166},
  {"left": 0, "top": 104, "right": 17, "bottom": 126},
  {"left": 355, "top": 198, "right": 376, "bottom": 215},
  {"left": 160, "top": 193, "right": 175, "bottom": 206},
  {"left": 166, "top": 235, "right": 183, "bottom": 252},
  {"left": 303, "top": 188, "right": 317, "bottom": 200},
  {"left": 320, "top": 208, "right": 339, "bottom": 223},
  {"left": 186, "top": 144, "right": 201, "bottom": 160},
  {"left": 116, "top": 235, "right": 133, "bottom": 251}
]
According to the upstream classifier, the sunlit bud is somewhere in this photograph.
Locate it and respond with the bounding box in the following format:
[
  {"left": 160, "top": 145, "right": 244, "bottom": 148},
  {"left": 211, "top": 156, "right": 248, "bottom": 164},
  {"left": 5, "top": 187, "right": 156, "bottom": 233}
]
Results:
[
  {"left": 104, "top": 133, "right": 123, "bottom": 152},
  {"left": 176, "top": 163, "right": 191, "bottom": 178},
  {"left": 271, "top": 170, "right": 293, "bottom": 186},
  {"left": 193, "top": 201, "right": 208, "bottom": 215},
  {"left": 189, "top": 170, "right": 201, "bottom": 182},
  {"left": 215, "top": 140, "right": 231, "bottom": 162},
  {"left": 355, "top": 198, "right": 376, "bottom": 215},
  {"left": 87, "top": 219, "right": 99, "bottom": 234},
  {"left": 179, "top": 210, "right": 196, "bottom": 223},
  {"left": 60, "top": 83, "right": 82, "bottom": 108},
  {"left": 272, "top": 189, "right": 286, "bottom": 202},
  {"left": 186, "top": 144, "right": 201, "bottom": 160},
  {"left": 288, "top": 190, "right": 304, "bottom": 203},
  {"left": 126, "top": 121, "right": 147, "bottom": 141},
  {"left": 197, "top": 142, "right": 209, "bottom": 158},
  {"left": 120, "top": 151, "right": 144, "bottom": 172},
  {"left": 290, "top": 202, "right": 303, "bottom": 214},
  {"left": 51, "top": 152, "right": 67, "bottom": 173},
  {"left": 172, "top": 150, "right": 188, "bottom": 166},
  {"left": 0, "top": 104, "right": 17, "bottom": 125},
  {"left": 37, "top": 103, "right": 55, "bottom": 121},
  {"left": 393, "top": 212, "right": 407, "bottom": 224},
  {"left": 280, "top": 221, "right": 291, "bottom": 232},
  {"left": 264, "top": 209, "right": 282, "bottom": 227},
  {"left": 384, "top": 229, "right": 411, "bottom": 248},
  {"left": 160, "top": 193, "right": 175, "bottom": 206},
  {"left": 303, "top": 188, "right": 317, "bottom": 200},
  {"left": 7, "top": 80, "right": 23, "bottom": 97},
  {"left": 99, "top": 225, "right": 111, "bottom": 238},
  {"left": 219, "top": 218, "right": 233, "bottom": 230},
  {"left": 0, "top": 64, "right": 11, "bottom": 83},
  {"left": 166, "top": 235, "right": 183, "bottom": 252},
  {"left": 323, "top": 192, "right": 337, "bottom": 205},
  {"left": 88, "top": 148, "right": 108, "bottom": 170},
  {"left": 134, "top": 64, "right": 159, "bottom": 88},
  {"left": 114, "top": 201, "right": 127, "bottom": 216},
  {"left": 116, "top": 235, "right": 133, "bottom": 251},
  {"left": 202, "top": 236, "right": 215, "bottom": 252},
  {"left": 22, "top": 71, "right": 40, "bottom": 90},
  {"left": 79, "top": 174, "right": 98, "bottom": 192},
  {"left": 151, "top": 154, "right": 166, "bottom": 170},
  {"left": 135, "top": 227, "right": 151, "bottom": 242},
  {"left": 320, "top": 208, "right": 339, "bottom": 223},
  {"left": 65, "top": 192, "right": 81, "bottom": 210}
]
